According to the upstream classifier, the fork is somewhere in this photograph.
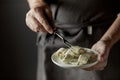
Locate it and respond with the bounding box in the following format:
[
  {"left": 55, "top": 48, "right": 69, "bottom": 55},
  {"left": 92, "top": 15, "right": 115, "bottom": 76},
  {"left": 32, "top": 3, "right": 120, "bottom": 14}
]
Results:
[{"left": 54, "top": 32, "right": 72, "bottom": 48}]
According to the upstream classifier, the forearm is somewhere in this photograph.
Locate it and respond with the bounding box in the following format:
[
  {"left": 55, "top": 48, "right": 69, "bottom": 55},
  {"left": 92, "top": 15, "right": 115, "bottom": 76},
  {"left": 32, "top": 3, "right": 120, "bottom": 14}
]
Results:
[
  {"left": 100, "top": 14, "right": 120, "bottom": 48},
  {"left": 27, "top": 0, "right": 44, "bottom": 8}
]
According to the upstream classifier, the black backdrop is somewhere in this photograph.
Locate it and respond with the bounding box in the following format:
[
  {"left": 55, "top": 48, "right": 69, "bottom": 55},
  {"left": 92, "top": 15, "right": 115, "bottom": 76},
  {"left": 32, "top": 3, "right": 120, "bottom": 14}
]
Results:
[{"left": 0, "top": 0, "right": 37, "bottom": 80}]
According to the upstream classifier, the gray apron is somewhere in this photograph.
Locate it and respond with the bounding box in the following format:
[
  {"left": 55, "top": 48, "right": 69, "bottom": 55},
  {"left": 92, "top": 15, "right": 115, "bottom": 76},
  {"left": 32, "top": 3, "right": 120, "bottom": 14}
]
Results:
[
  {"left": 36, "top": 21, "right": 120, "bottom": 80},
  {"left": 36, "top": 1, "right": 120, "bottom": 80}
]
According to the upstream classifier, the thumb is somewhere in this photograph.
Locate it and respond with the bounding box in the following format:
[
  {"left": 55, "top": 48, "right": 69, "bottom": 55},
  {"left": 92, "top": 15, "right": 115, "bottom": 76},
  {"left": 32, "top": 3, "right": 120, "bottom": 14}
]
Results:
[{"left": 98, "top": 52, "right": 104, "bottom": 62}]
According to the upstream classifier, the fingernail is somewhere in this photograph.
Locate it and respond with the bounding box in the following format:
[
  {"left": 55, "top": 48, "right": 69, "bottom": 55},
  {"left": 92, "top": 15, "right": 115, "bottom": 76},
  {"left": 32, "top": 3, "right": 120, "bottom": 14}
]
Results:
[{"left": 49, "top": 30, "right": 53, "bottom": 34}]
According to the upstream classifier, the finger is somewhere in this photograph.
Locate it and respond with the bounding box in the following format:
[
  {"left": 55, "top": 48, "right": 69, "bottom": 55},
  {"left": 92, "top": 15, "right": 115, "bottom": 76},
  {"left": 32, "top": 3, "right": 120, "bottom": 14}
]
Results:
[
  {"left": 98, "top": 54, "right": 104, "bottom": 62},
  {"left": 97, "top": 49, "right": 109, "bottom": 63},
  {"left": 91, "top": 65, "right": 105, "bottom": 71},
  {"left": 83, "top": 60, "right": 107, "bottom": 71},
  {"left": 83, "top": 62, "right": 99, "bottom": 71},
  {"left": 33, "top": 17, "right": 47, "bottom": 32},
  {"left": 26, "top": 15, "right": 38, "bottom": 32},
  {"left": 91, "top": 43, "right": 104, "bottom": 55},
  {"left": 45, "top": 7, "right": 56, "bottom": 30},
  {"left": 26, "top": 15, "right": 46, "bottom": 32},
  {"left": 85, "top": 67, "right": 104, "bottom": 71},
  {"left": 91, "top": 47, "right": 104, "bottom": 62},
  {"left": 34, "top": 9, "right": 53, "bottom": 34},
  {"left": 45, "top": 6, "right": 53, "bottom": 21},
  {"left": 83, "top": 68, "right": 93, "bottom": 71},
  {"left": 97, "top": 67, "right": 104, "bottom": 70},
  {"left": 92, "top": 49, "right": 103, "bottom": 62},
  {"left": 94, "top": 61, "right": 107, "bottom": 69},
  {"left": 101, "top": 49, "right": 109, "bottom": 61},
  {"left": 95, "top": 67, "right": 104, "bottom": 70},
  {"left": 94, "top": 57, "right": 107, "bottom": 68}
]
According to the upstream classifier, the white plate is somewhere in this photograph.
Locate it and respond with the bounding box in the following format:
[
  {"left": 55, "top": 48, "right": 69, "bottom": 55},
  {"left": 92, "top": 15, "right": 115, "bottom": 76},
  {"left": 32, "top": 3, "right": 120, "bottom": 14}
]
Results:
[{"left": 51, "top": 48, "right": 98, "bottom": 68}]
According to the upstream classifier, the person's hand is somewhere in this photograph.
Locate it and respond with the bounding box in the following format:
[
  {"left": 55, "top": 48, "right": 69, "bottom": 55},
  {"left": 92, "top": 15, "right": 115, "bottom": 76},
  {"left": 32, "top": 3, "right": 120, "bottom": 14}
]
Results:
[
  {"left": 83, "top": 40, "right": 111, "bottom": 71},
  {"left": 25, "top": 1, "right": 55, "bottom": 34}
]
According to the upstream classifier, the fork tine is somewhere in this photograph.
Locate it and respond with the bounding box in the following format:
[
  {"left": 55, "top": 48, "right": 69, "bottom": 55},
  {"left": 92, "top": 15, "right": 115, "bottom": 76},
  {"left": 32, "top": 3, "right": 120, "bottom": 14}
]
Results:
[
  {"left": 64, "top": 39, "right": 72, "bottom": 48},
  {"left": 54, "top": 32, "right": 72, "bottom": 48}
]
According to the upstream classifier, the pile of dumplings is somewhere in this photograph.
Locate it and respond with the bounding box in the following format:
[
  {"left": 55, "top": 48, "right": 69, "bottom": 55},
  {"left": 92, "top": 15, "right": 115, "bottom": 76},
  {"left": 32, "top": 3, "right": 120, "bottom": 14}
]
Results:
[{"left": 56, "top": 46, "right": 97, "bottom": 66}]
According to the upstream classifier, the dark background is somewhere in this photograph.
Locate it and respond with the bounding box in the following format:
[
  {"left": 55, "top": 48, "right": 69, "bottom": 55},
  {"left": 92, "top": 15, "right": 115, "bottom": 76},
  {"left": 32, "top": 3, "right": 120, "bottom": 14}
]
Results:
[{"left": 0, "top": 0, "right": 37, "bottom": 80}]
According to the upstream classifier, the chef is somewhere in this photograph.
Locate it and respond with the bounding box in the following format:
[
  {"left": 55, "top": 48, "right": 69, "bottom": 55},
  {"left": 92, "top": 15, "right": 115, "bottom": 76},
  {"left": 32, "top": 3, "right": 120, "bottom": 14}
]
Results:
[{"left": 25, "top": 0, "right": 120, "bottom": 80}]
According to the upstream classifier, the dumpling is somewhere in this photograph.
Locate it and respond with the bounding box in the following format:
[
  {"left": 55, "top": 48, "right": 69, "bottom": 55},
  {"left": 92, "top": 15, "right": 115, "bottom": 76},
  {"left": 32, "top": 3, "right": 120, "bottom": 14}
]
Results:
[{"left": 56, "top": 46, "right": 96, "bottom": 66}]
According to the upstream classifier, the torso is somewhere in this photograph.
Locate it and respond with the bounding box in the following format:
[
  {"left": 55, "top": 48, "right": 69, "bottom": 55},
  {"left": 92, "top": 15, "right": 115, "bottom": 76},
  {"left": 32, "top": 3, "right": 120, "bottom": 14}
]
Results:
[{"left": 46, "top": 0, "right": 120, "bottom": 24}]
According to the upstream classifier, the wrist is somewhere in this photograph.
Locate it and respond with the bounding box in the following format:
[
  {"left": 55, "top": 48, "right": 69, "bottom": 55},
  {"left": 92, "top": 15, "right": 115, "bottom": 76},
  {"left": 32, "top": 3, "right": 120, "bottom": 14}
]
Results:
[{"left": 100, "top": 37, "right": 113, "bottom": 48}]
